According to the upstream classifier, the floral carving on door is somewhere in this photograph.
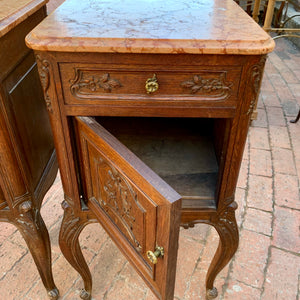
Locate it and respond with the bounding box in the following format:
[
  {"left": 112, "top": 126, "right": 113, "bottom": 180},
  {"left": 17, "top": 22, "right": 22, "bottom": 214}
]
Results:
[{"left": 93, "top": 155, "right": 146, "bottom": 253}]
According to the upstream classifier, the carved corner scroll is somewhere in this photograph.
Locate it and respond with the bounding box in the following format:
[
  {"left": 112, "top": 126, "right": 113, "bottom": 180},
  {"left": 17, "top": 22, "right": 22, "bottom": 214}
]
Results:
[
  {"left": 181, "top": 72, "right": 233, "bottom": 100},
  {"left": 70, "top": 69, "right": 122, "bottom": 97},
  {"left": 217, "top": 200, "right": 238, "bottom": 234},
  {"left": 246, "top": 99, "right": 256, "bottom": 116},
  {"left": 246, "top": 56, "right": 267, "bottom": 118},
  {"left": 16, "top": 200, "right": 36, "bottom": 235},
  {"left": 36, "top": 55, "right": 53, "bottom": 113}
]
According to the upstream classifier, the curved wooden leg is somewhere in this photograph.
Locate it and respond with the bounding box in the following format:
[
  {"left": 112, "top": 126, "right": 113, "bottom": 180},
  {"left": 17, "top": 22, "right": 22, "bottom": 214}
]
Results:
[
  {"left": 59, "top": 200, "right": 97, "bottom": 300},
  {"left": 15, "top": 200, "right": 59, "bottom": 300},
  {"left": 206, "top": 202, "right": 239, "bottom": 300}
]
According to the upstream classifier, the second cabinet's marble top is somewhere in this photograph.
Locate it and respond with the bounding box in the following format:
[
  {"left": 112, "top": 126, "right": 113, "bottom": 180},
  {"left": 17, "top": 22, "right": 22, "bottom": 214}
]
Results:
[
  {"left": 26, "top": 0, "right": 274, "bottom": 54},
  {"left": 0, "top": 0, "right": 47, "bottom": 37}
]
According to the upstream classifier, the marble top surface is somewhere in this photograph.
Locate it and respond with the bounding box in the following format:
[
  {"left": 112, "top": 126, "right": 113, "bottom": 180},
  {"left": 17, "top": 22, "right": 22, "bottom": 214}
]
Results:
[
  {"left": 0, "top": 0, "right": 47, "bottom": 37},
  {"left": 26, "top": 0, "right": 275, "bottom": 55}
]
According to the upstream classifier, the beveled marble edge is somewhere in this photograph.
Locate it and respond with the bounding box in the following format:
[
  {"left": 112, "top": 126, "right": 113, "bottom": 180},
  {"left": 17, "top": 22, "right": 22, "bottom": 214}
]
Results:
[
  {"left": 26, "top": 34, "right": 275, "bottom": 55},
  {"left": 0, "top": 0, "right": 48, "bottom": 38}
]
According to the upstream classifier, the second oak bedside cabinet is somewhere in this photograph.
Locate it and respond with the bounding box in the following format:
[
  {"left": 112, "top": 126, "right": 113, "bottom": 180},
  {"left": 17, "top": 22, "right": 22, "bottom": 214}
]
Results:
[
  {"left": 0, "top": 1, "right": 58, "bottom": 298},
  {"left": 26, "top": 0, "right": 275, "bottom": 299}
]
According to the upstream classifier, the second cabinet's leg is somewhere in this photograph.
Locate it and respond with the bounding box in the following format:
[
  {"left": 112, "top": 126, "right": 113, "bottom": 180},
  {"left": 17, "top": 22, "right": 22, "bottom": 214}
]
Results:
[
  {"left": 59, "top": 200, "right": 97, "bottom": 300},
  {"left": 15, "top": 200, "right": 59, "bottom": 300},
  {"left": 206, "top": 202, "right": 239, "bottom": 300}
]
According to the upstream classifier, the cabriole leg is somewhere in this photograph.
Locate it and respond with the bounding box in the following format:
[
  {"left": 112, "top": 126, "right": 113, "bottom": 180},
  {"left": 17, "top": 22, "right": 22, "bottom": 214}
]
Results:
[
  {"left": 15, "top": 200, "right": 59, "bottom": 299},
  {"left": 59, "top": 200, "right": 96, "bottom": 300},
  {"left": 206, "top": 202, "right": 239, "bottom": 299}
]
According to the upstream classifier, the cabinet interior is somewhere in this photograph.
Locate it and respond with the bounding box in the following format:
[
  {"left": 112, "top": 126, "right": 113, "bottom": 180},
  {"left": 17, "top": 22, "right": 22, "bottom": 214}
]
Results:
[{"left": 93, "top": 117, "right": 226, "bottom": 210}]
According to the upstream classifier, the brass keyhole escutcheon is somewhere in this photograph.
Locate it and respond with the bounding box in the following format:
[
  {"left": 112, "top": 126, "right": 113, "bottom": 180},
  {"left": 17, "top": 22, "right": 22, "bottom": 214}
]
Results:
[
  {"left": 145, "top": 74, "right": 159, "bottom": 94},
  {"left": 146, "top": 246, "right": 164, "bottom": 264}
]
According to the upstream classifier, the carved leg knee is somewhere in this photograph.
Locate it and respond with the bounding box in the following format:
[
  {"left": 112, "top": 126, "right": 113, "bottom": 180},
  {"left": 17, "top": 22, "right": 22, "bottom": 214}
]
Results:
[
  {"left": 206, "top": 202, "right": 239, "bottom": 299},
  {"left": 15, "top": 200, "right": 58, "bottom": 299},
  {"left": 59, "top": 200, "right": 96, "bottom": 300}
]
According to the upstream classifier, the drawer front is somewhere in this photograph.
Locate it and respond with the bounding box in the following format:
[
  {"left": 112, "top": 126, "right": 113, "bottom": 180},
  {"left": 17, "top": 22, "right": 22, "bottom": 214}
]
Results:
[{"left": 59, "top": 63, "right": 241, "bottom": 108}]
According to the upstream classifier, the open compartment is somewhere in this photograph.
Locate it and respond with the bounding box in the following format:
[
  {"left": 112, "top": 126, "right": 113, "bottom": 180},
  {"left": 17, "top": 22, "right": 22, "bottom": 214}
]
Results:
[{"left": 93, "top": 117, "right": 225, "bottom": 211}]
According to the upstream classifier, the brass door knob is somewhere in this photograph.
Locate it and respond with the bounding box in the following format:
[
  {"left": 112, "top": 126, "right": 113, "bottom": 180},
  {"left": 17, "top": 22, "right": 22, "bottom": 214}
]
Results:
[
  {"left": 146, "top": 246, "right": 164, "bottom": 264},
  {"left": 145, "top": 74, "right": 159, "bottom": 94}
]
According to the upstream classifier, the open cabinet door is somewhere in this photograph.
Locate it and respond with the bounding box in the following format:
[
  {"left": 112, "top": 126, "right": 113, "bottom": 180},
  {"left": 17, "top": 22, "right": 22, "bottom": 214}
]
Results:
[{"left": 74, "top": 116, "right": 182, "bottom": 300}]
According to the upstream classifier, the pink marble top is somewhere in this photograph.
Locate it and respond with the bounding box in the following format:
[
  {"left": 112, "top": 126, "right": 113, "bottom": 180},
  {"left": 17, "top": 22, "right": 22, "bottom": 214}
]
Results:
[
  {"left": 26, "top": 0, "right": 275, "bottom": 55},
  {"left": 0, "top": 0, "right": 48, "bottom": 38}
]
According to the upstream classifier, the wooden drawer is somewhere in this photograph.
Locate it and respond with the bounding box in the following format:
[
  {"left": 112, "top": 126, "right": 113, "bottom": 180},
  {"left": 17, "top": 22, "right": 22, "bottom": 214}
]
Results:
[{"left": 59, "top": 62, "right": 242, "bottom": 109}]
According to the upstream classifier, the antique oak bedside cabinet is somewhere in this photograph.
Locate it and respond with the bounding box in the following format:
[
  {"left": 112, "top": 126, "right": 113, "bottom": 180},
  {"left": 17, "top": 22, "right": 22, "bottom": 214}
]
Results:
[
  {"left": 26, "top": 0, "right": 274, "bottom": 299},
  {"left": 0, "top": 0, "right": 58, "bottom": 299}
]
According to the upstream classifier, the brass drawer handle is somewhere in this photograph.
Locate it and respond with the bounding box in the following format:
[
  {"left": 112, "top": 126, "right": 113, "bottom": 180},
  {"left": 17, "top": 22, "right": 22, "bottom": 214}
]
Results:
[
  {"left": 146, "top": 246, "right": 164, "bottom": 264},
  {"left": 145, "top": 74, "right": 159, "bottom": 94}
]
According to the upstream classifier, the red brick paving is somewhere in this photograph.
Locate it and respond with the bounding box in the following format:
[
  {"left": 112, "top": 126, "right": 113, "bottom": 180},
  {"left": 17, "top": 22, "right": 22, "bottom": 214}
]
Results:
[
  {"left": 272, "top": 206, "right": 300, "bottom": 253},
  {"left": 272, "top": 148, "right": 297, "bottom": 175},
  {"left": 261, "top": 247, "right": 300, "bottom": 300},
  {"left": 243, "top": 208, "right": 273, "bottom": 236},
  {"left": 266, "top": 106, "right": 287, "bottom": 126},
  {"left": 229, "top": 230, "right": 270, "bottom": 289},
  {"left": 247, "top": 175, "right": 273, "bottom": 211},
  {"left": 249, "top": 149, "right": 272, "bottom": 177},
  {"left": 269, "top": 125, "right": 291, "bottom": 148},
  {"left": 274, "top": 173, "right": 300, "bottom": 209},
  {"left": 0, "top": 1, "right": 299, "bottom": 299}
]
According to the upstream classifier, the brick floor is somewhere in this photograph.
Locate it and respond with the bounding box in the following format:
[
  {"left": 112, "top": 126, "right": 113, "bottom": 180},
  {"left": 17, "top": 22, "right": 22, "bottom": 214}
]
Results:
[{"left": 0, "top": 1, "right": 300, "bottom": 299}]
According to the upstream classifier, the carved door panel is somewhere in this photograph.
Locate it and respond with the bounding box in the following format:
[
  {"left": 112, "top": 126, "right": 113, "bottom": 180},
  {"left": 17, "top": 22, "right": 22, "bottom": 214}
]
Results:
[{"left": 74, "top": 116, "right": 182, "bottom": 300}]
